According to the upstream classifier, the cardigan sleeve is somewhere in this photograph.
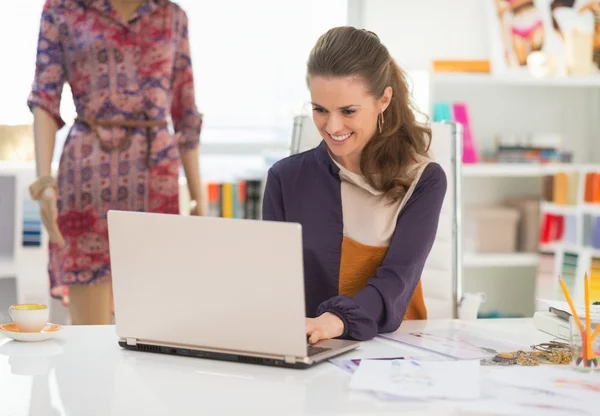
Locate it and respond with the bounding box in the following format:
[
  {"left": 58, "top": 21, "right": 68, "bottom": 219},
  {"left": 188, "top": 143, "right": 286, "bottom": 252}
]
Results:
[
  {"left": 261, "top": 167, "right": 285, "bottom": 221},
  {"left": 316, "top": 163, "right": 447, "bottom": 341}
]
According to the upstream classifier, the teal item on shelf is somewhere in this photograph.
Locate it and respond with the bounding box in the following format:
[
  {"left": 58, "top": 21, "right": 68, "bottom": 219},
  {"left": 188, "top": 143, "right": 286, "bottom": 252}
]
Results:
[{"left": 432, "top": 102, "right": 452, "bottom": 122}]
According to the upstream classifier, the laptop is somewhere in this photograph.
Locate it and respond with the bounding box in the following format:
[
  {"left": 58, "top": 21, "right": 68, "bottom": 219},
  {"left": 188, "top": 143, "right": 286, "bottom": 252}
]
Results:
[{"left": 107, "top": 210, "right": 360, "bottom": 369}]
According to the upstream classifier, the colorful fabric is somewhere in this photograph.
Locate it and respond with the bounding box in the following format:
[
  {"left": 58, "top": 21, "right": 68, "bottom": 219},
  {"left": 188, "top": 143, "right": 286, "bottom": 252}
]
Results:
[{"left": 27, "top": 0, "right": 202, "bottom": 298}]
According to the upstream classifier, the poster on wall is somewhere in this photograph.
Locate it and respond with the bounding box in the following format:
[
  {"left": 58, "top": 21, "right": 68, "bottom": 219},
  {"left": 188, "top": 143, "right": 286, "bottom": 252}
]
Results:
[
  {"left": 488, "top": 0, "right": 600, "bottom": 76},
  {"left": 0, "top": 175, "right": 16, "bottom": 259}
]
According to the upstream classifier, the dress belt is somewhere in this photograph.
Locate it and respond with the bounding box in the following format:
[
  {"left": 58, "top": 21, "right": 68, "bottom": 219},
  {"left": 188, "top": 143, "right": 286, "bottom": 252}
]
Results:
[{"left": 74, "top": 116, "right": 168, "bottom": 168}]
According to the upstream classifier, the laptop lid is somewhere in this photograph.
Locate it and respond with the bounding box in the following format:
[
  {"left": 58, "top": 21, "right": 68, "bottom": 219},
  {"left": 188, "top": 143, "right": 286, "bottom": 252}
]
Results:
[{"left": 107, "top": 210, "right": 308, "bottom": 359}]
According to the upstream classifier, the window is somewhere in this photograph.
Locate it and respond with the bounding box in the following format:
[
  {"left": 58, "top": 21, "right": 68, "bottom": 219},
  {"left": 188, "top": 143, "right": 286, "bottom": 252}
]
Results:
[{"left": 180, "top": 0, "right": 348, "bottom": 149}]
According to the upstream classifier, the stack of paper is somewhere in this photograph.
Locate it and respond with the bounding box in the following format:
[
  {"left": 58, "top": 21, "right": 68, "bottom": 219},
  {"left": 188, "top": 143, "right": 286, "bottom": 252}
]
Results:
[
  {"left": 343, "top": 359, "right": 598, "bottom": 415},
  {"left": 456, "top": 366, "right": 600, "bottom": 416}
]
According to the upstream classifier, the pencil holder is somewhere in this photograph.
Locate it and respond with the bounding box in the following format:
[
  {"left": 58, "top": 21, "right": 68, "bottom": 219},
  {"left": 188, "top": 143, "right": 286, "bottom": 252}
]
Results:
[{"left": 569, "top": 315, "right": 600, "bottom": 373}]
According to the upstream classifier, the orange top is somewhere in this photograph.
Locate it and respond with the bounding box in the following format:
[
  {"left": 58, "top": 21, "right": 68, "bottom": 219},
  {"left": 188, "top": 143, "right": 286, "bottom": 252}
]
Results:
[{"left": 338, "top": 236, "right": 427, "bottom": 321}]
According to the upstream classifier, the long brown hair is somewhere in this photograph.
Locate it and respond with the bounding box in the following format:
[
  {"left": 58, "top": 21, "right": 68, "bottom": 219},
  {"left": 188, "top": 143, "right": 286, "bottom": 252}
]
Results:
[{"left": 306, "top": 26, "right": 431, "bottom": 204}]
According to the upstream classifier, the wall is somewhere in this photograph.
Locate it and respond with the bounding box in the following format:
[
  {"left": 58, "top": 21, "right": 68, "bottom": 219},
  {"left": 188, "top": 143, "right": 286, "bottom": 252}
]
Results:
[{"left": 360, "top": 0, "right": 490, "bottom": 70}]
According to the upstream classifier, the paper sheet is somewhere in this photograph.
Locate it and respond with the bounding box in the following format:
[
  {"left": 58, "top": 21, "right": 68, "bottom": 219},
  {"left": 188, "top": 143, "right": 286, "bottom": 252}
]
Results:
[
  {"left": 348, "top": 359, "right": 481, "bottom": 400},
  {"left": 487, "top": 365, "right": 600, "bottom": 403},
  {"left": 457, "top": 373, "right": 598, "bottom": 416},
  {"left": 330, "top": 355, "right": 449, "bottom": 374},
  {"left": 380, "top": 328, "right": 527, "bottom": 359}
]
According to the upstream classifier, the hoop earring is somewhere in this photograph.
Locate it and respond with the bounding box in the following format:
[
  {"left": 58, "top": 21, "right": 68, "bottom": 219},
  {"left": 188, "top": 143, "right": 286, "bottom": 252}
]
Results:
[{"left": 378, "top": 112, "right": 384, "bottom": 134}]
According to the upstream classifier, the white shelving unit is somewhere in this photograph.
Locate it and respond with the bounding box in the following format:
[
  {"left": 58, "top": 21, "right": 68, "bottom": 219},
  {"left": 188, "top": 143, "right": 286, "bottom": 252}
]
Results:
[
  {"left": 462, "top": 163, "right": 593, "bottom": 178},
  {"left": 463, "top": 253, "right": 539, "bottom": 268},
  {"left": 430, "top": 72, "right": 600, "bottom": 318},
  {"left": 432, "top": 72, "right": 600, "bottom": 88},
  {"left": 0, "top": 162, "right": 50, "bottom": 305}
]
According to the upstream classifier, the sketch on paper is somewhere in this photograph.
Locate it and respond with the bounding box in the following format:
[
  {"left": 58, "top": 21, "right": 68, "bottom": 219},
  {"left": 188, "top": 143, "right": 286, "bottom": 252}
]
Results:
[
  {"left": 381, "top": 328, "right": 527, "bottom": 360},
  {"left": 389, "top": 360, "right": 433, "bottom": 388},
  {"left": 349, "top": 359, "right": 481, "bottom": 400}
]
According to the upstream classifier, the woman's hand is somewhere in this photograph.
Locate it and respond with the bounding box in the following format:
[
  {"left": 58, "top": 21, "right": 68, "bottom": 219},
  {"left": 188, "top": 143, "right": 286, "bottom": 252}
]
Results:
[
  {"left": 305, "top": 312, "right": 345, "bottom": 344},
  {"left": 39, "top": 187, "right": 65, "bottom": 247},
  {"left": 189, "top": 199, "right": 204, "bottom": 216}
]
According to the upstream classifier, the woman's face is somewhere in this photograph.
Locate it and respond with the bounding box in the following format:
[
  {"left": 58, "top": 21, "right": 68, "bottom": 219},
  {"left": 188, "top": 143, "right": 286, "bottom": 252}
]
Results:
[{"left": 309, "top": 75, "right": 391, "bottom": 171}]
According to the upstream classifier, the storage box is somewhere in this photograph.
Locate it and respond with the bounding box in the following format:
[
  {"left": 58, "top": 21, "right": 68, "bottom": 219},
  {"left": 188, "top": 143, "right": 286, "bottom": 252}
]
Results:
[
  {"left": 465, "top": 205, "right": 520, "bottom": 253},
  {"left": 505, "top": 198, "right": 541, "bottom": 252}
]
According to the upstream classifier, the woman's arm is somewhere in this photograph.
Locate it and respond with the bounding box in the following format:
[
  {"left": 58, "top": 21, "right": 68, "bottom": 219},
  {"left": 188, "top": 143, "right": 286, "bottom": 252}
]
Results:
[
  {"left": 316, "top": 163, "right": 447, "bottom": 340},
  {"left": 27, "top": 1, "right": 66, "bottom": 246},
  {"left": 28, "top": 1, "right": 66, "bottom": 176},
  {"left": 171, "top": 9, "right": 203, "bottom": 213}
]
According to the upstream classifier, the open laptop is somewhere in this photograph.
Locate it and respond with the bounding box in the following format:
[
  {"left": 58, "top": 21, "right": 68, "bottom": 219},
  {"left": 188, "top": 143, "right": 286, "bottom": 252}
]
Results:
[{"left": 107, "top": 210, "right": 360, "bottom": 369}]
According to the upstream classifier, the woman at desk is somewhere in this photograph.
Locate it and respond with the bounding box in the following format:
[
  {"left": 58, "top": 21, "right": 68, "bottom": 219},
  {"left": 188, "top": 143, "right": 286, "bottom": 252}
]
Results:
[
  {"left": 27, "top": 0, "right": 203, "bottom": 325},
  {"left": 262, "top": 27, "right": 447, "bottom": 343}
]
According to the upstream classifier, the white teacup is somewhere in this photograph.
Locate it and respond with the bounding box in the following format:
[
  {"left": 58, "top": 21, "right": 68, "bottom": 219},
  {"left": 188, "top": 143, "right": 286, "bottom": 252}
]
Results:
[{"left": 8, "top": 304, "right": 49, "bottom": 333}]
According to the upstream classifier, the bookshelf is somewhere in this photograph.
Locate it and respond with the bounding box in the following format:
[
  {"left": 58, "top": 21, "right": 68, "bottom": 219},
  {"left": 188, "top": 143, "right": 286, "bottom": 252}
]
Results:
[
  {"left": 431, "top": 72, "right": 600, "bottom": 318},
  {"left": 462, "top": 163, "right": 593, "bottom": 178},
  {"left": 0, "top": 162, "right": 50, "bottom": 306},
  {"left": 537, "top": 167, "right": 600, "bottom": 305},
  {"left": 178, "top": 177, "right": 265, "bottom": 220}
]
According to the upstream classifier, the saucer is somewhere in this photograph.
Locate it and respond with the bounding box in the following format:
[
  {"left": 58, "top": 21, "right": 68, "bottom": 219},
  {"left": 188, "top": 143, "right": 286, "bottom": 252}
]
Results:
[{"left": 0, "top": 322, "right": 63, "bottom": 342}]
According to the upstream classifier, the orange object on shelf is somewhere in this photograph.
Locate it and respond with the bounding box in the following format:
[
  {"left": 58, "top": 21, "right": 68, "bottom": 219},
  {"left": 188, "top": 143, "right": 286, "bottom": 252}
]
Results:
[
  {"left": 553, "top": 172, "right": 569, "bottom": 205},
  {"left": 431, "top": 59, "right": 491, "bottom": 73},
  {"left": 585, "top": 173, "right": 596, "bottom": 203},
  {"left": 593, "top": 173, "right": 600, "bottom": 203}
]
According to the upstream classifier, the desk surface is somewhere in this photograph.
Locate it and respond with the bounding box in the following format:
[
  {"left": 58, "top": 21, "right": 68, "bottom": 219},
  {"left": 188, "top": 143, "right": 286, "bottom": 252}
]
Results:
[{"left": 0, "top": 319, "right": 552, "bottom": 416}]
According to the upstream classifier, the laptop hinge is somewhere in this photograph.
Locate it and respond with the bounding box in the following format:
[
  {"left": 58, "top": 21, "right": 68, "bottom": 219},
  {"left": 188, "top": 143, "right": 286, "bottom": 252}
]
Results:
[
  {"left": 126, "top": 338, "right": 137, "bottom": 346},
  {"left": 284, "top": 356, "right": 296, "bottom": 364}
]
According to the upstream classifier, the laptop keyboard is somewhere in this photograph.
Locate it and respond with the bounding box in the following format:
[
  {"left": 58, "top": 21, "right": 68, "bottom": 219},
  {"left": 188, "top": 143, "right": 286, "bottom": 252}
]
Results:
[{"left": 307, "top": 345, "right": 331, "bottom": 356}]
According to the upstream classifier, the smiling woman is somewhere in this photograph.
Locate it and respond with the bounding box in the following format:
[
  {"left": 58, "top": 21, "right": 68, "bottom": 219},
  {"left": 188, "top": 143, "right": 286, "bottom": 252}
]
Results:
[
  {"left": 307, "top": 27, "right": 432, "bottom": 203},
  {"left": 262, "top": 26, "right": 447, "bottom": 343}
]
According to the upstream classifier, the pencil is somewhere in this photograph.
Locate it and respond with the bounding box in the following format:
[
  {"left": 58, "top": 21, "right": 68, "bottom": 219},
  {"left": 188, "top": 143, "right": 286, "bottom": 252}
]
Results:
[
  {"left": 584, "top": 273, "right": 592, "bottom": 364},
  {"left": 591, "top": 319, "right": 600, "bottom": 342},
  {"left": 559, "top": 275, "right": 584, "bottom": 334}
]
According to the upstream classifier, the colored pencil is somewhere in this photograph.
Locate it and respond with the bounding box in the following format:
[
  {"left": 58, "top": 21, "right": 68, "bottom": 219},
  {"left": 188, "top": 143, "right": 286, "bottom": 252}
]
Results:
[
  {"left": 584, "top": 273, "right": 592, "bottom": 365},
  {"left": 591, "top": 319, "right": 600, "bottom": 342},
  {"left": 558, "top": 275, "right": 584, "bottom": 334}
]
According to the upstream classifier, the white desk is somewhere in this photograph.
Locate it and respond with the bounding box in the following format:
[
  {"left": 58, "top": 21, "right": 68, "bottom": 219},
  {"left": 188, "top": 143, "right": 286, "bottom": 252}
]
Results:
[{"left": 0, "top": 319, "right": 553, "bottom": 416}]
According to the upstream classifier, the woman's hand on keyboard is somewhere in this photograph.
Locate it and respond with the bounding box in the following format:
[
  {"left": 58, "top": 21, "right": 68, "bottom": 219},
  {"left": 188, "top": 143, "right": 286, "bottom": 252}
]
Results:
[{"left": 305, "top": 312, "right": 344, "bottom": 344}]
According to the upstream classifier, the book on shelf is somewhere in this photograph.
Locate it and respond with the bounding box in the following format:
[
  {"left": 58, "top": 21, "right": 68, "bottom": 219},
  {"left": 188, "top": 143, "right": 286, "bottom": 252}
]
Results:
[
  {"left": 205, "top": 179, "right": 264, "bottom": 220},
  {"left": 536, "top": 167, "right": 600, "bottom": 303},
  {"left": 492, "top": 134, "right": 572, "bottom": 163}
]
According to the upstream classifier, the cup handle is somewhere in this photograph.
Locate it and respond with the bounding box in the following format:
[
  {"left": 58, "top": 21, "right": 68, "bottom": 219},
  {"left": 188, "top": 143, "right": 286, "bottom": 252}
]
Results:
[{"left": 8, "top": 306, "right": 14, "bottom": 321}]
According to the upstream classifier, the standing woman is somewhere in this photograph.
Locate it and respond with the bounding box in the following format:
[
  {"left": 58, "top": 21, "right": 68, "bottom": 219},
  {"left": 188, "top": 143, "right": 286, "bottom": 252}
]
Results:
[
  {"left": 27, "top": 0, "right": 203, "bottom": 325},
  {"left": 262, "top": 27, "right": 447, "bottom": 342}
]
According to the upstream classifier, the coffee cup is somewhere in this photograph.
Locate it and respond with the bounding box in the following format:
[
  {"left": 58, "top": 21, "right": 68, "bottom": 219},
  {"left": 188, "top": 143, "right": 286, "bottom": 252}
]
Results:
[{"left": 8, "top": 304, "right": 49, "bottom": 332}]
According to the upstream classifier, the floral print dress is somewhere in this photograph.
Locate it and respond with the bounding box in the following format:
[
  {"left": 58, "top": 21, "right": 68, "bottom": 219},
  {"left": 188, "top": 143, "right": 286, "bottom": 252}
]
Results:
[{"left": 27, "top": 0, "right": 202, "bottom": 300}]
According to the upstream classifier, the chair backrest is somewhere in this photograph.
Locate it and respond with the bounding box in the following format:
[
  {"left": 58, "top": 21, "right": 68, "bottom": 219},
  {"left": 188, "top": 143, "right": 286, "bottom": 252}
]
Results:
[{"left": 289, "top": 116, "right": 462, "bottom": 319}]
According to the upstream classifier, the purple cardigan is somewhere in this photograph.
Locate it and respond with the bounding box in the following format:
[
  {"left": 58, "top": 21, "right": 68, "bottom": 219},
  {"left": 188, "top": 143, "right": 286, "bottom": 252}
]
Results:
[{"left": 262, "top": 141, "right": 447, "bottom": 341}]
